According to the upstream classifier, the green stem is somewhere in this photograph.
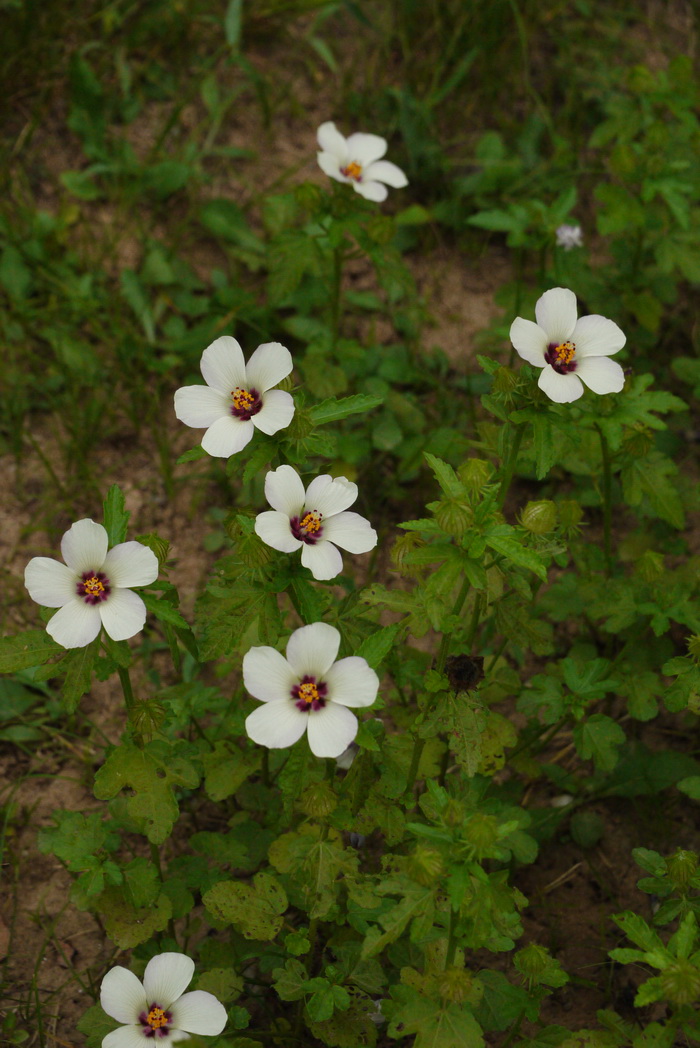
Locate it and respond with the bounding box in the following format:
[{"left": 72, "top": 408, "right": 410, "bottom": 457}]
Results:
[
  {"left": 497, "top": 424, "right": 525, "bottom": 510},
  {"left": 444, "top": 906, "right": 459, "bottom": 969},
  {"left": 500, "top": 1008, "right": 526, "bottom": 1048},
  {"left": 596, "top": 425, "right": 613, "bottom": 577},
  {"left": 405, "top": 737, "right": 426, "bottom": 798},
  {"left": 117, "top": 666, "right": 143, "bottom": 748},
  {"left": 435, "top": 577, "right": 472, "bottom": 675},
  {"left": 330, "top": 244, "right": 344, "bottom": 349}
]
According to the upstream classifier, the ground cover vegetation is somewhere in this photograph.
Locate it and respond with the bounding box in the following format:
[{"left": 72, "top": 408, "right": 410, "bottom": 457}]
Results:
[{"left": 1, "top": 0, "right": 700, "bottom": 1045}]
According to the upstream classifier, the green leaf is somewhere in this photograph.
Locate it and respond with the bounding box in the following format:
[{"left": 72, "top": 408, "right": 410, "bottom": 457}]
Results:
[
  {"left": 61, "top": 636, "right": 100, "bottom": 712},
  {"left": 677, "top": 776, "right": 700, "bottom": 801},
  {"left": 473, "top": 970, "right": 531, "bottom": 1031},
  {"left": 424, "top": 453, "right": 462, "bottom": 498},
  {"left": 0, "top": 630, "right": 63, "bottom": 673},
  {"left": 102, "top": 484, "right": 130, "bottom": 547},
  {"left": 202, "top": 741, "right": 261, "bottom": 802},
  {"left": 99, "top": 886, "right": 172, "bottom": 948},
  {"left": 141, "top": 594, "right": 189, "bottom": 630},
  {"left": 204, "top": 872, "right": 288, "bottom": 939},
  {"left": 388, "top": 992, "right": 485, "bottom": 1048},
  {"left": 309, "top": 394, "right": 384, "bottom": 426},
  {"left": 613, "top": 911, "right": 664, "bottom": 953},
  {"left": 272, "top": 958, "right": 308, "bottom": 1001},
  {"left": 573, "top": 714, "right": 625, "bottom": 772},
  {"left": 485, "top": 532, "right": 548, "bottom": 581},
  {"left": 355, "top": 624, "right": 401, "bottom": 669},
  {"left": 224, "top": 0, "right": 243, "bottom": 48},
  {"left": 199, "top": 199, "right": 264, "bottom": 254}
]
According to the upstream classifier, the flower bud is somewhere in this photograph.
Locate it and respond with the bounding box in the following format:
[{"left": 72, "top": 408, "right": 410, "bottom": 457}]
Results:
[
  {"left": 557, "top": 500, "right": 583, "bottom": 530},
  {"left": 492, "top": 366, "right": 519, "bottom": 397},
  {"left": 442, "top": 799, "right": 465, "bottom": 829},
  {"left": 238, "top": 532, "right": 274, "bottom": 569},
  {"left": 458, "top": 458, "right": 492, "bottom": 492},
  {"left": 437, "top": 968, "right": 476, "bottom": 1004},
  {"left": 408, "top": 846, "right": 444, "bottom": 886},
  {"left": 520, "top": 500, "right": 557, "bottom": 535},
  {"left": 434, "top": 498, "right": 473, "bottom": 538},
  {"left": 688, "top": 635, "right": 700, "bottom": 662},
  {"left": 514, "top": 943, "right": 550, "bottom": 981},
  {"left": 463, "top": 813, "right": 499, "bottom": 857},
  {"left": 666, "top": 849, "right": 698, "bottom": 891},
  {"left": 135, "top": 533, "right": 171, "bottom": 571},
  {"left": 658, "top": 959, "right": 700, "bottom": 1005},
  {"left": 391, "top": 533, "right": 425, "bottom": 576},
  {"left": 634, "top": 550, "right": 665, "bottom": 583},
  {"left": 299, "top": 782, "right": 337, "bottom": 818}
]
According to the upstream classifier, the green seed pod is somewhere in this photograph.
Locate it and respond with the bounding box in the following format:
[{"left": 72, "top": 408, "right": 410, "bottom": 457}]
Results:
[
  {"left": 459, "top": 458, "right": 493, "bottom": 492},
  {"left": 408, "top": 846, "right": 444, "bottom": 886},
  {"left": 438, "top": 968, "right": 475, "bottom": 1004},
  {"left": 299, "top": 782, "right": 337, "bottom": 818},
  {"left": 442, "top": 799, "right": 465, "bottom": 829},
  {"left": 658, "top": 959, "right": 700, "bottom": 1005},
  {"left": 514, "top": 943, "right": 550, "bottom": 980},
  {"left": 666, "top": 848, "right": 698, "bottom": 891},
  {"left": 634, "top": 550, "right": 665, "bottom": 582},
  {"left": 391, "top": 533, "right": 425, "bottom": 576},
  {"left": 463, "top": 813, "right": 499, "bottom": 856},
  {"left": 434, "top": 498, "right": 474, "bottom": 538},
  {"left": 492, "top": 366, "right": 519, "bottom": 397},
  {"left": 558, "top": 499, "right": 583, "bottom": 530},
  {"left": 520, "top": 500, "right": 557, "bottom": 535},
  {"left": 238, "top": 532, "right": 274, "bottom": 570},
  {"left": 687, "top": 635, "right": 700, "bottom": 662}
]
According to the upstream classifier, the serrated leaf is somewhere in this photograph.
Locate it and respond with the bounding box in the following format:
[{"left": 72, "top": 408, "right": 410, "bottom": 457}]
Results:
[
  {"left": 573, "top": 714, "right": 625, "bottom": 772},
  {"left": 103, "top": 485, "right": 130, "bottom": 547},
  {"left": 355, "top": 624, "right": 401, "bottom": 668},
  {"left": 485, "top": 533, "right": 547, "bottom": 581},
  {"left": 388, "top": 993, "right": 485, "bottom": 1048},
  {"left": 141, "top": 594, "right": 189, "bottom": 630},
  {"left": 61, "top": 636, "right": 100, "bottom": 711},
  {"left": 309, "top": 394, "right": 384, "bottom": 426},
  {"left": 0, "top": 630, "right": 63, "bottom": 673},
  {"left": 203, "top": 872, "right": 287, "bottom": 939},
  {"left": 424, "top": 453, "right": 462, "bottom": 497}
]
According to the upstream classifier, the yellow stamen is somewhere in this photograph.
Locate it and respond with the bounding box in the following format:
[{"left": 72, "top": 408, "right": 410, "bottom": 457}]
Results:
[
  {"left": 298, "top": 682, "right": 320, "bottom": 705},
  {"left": 342, "top": 161, "right": 362, "bottom": 181},
  {"left": 300, "top": 511, "right": 322, "bottom": 534},
  {"left": 231, "top": 388, "right": 255, "bottom": 411},
  {"left": 553, "top": 341, "right": 575, "bottom": 365},
  {"left": 147, "top": 1007, "right": 168, "bottom": 1029},
  {"left": 83, "top": 576, "right": 104, "bottom": 596}
]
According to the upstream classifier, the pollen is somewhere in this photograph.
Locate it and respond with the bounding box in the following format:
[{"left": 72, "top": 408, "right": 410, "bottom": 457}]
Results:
[
  {"left": 341, "top": 161, "right": 363, "bottom": 182},
  {"left": 231, "top": 388, "right": 255, "bottom": 411},
  {"left": 83, "top": 576, "right": 104, "bottom": 597},
  {"left": 300, "top": 511, "right": 322, "bottom": 535},
  {"left": 147, "top": 1007, "right": 168, "bottom": 1029},
  {"left": 553, "top": 340, "right": 575, "bottom": 365},
  {"left": 298, "top": 682, "right": 320, "bottom": 705}
]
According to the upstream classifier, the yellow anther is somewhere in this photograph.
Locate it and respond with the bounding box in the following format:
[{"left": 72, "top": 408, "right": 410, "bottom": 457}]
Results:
[
  {"left": 298, "top": 682, "right": 320, "bottom": 705},
  {"left": 147, "top": 1007, "right": 168, "bottom": 1029},
  {"left": 300, "top": 511, "right": 322, "bottom": 534},
  {"left": 83, "top": 576, "right": 104, "bottom": 596},
  {"left": 231, "top": 388, "right": 255, "bottom": 410},
  {"left": 342, "top": 161, "right": 363, "bottom": 181},
  {"left": 553, "top": 341, "right": 575, "bottom": 365}
]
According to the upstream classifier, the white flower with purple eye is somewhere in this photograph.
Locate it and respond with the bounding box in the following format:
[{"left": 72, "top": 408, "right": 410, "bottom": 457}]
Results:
[
  {"left": 244, "top": 622, "right": 379, "bottom": 759},
  {"left": 254, "top": 465, "right": 377, "bottom": 581},
  {"left": 555, "top": 224, "right": 583, "bottom": 250},
  {"left": 317, "top": 121, "right": 408, "bottom": 203},
  {"left": 24, "top": 519, "right": 158, "bottom": 650},
  {"left": 100, "top": 951, "right": 227, "bottom": 1045},
  {"left": 509, "top": 286, "right": 626, "bottom": 404},
  {"left": 174, "top": 336, "right": 295, "bottom": 458}
]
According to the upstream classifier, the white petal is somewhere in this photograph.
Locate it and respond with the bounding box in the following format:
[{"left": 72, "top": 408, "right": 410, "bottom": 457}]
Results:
[
  {"left": 245, "top": 700, "right": 308, "bottom": 749},
  {"left": 201, "top": 416, "right": 254, "bottom": 457},
  {"left": 301, "top": 540, "right": 344, "bottom": 580},
  {"left": 46, "top": 600, "right": 102, "bottom": 648},
  {"left": 535, "top": 287, "right": 577, "bottom": 343},
  {"left": 346, "top": 131, "right": 387, "bottom": 166},
  {"left": 100, "top": 966, "right": 148, "bottom": 1023},
  {"left": 264, "top": 465, "right": 306, "bottom": 516},
  {"left": 322, "top": 512, "right": 377, "bottom": 554},
  {"left": 174, "top": 385, "right": 229, "bottom": 428},
  {"left": 307, "top": 703, "right": 359, "bottom": 758},
  {"left": 364, "top": 159, "right": 407, "bottom": 188},
  {"left": 509, "top": 318, "right": 547, "bottom": 367},
  {"left": 103, "top": 542, "right": 159, "bottom": 589},
  {"left": 576, "top": 356, "right": 625, "bottom": 394},
  {"left": 252, "top": 389, "right": 295, "bottom": 436},
  {"left": 538, "top": 366, "right": 583, "bottom": 403},
  {"left": 304, "top": 475, "right": 357, "bottom": 517},
  {"left": 25, "top": 557, "right": 76, "bottom": 607},
  {"left": 572, "top": 314, "right": 626, "bottom": 357},
  {"left": 170, "top": 990, "right": 227, "bottom": 1035},
  {"left": 243, "top": 646, "right": 296, "bottom": 702},
  {"left": 355, "top": 180, "right": 388, "bottom": 203},
  {"left": 245, "top": 342, "right": 293, "bottom": 393},
  {"left": 103, "top": 1027, "right": 150, "bottom": 1048},
  {"left": 143, "top": 953, "right": 194, "bottom": 1010},
  {"left": 286, "top": 622, "right": 340, "bottom": 677},
  {"left": 318, "top": 151, "right": 345, "bottom": 182},
  {"left": 317, "top": 121, "right": 348, "bottom": 158},
  {"left": 199, "top": 336, "right": 246, "bottom": 394},
  {"left": 99, "top": 589, "right": 148, "bottom": 642},
  {"left": 61, "top": 519, "right": 108, "bottom": 574},
  {"left": 255, "top": 511, "right": 302, "bottom": 554},
  {"left": 325, "top": 657, "right": 380, "bottom": 708}
]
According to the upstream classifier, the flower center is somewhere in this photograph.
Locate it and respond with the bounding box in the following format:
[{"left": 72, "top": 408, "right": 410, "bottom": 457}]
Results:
[
  {"left": 290, "top": 510, "right": 324, "bottom": 545},
  {"left": 341, "top": 161, "right": 363, "bottom": 182},
  {"left": 545, "top": 340, "right": 577, "bottom": 374},
  {"left": 230, "top": 386, "right": 262, "bottom": 420},
  {"left": 139, "top": 1003, "right": 173, "bottom": 1038},
  {"left": 292, "top": 675, "right": 328, "bottom": 712},
  {"left": 76, "top": 571, "right": 111, "bottom": 605}
]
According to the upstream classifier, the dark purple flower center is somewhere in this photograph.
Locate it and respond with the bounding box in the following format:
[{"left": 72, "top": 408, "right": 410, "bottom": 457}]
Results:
[
  {"left": 230, "top": 386, "right": 262, "bottom": 420},
  {"left": 292, "top": 675, "right": 327, "bottom": 712},
  {"left": 341, "top": 161, "right": 363, "bottom": 182},
  {"left": 544, "top": 340, "right": 577, "bottom": 374},
  {"left": 76, "top": 571, "right": 111, "bottom": 605},
  {"left": 290, "top": 510, "right": 323, "bottom": 545},
  {"left": 139, "top": 1003, "right": 173, "bottom": 1038}
]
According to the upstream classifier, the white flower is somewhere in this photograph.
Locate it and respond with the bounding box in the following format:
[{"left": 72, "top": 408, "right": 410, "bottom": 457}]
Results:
[
  {"left": 555, "top": 224, "right": 583, "bottom": 250},
  {"left": 254, "top": 465, "right": 377, "bottom": 580},
  {"left": 174, "top": 336, "right": 295, "bottom": 457},
  {"left": 24, "top": 519, "right": 158, "bottom": 650},
  {"left": 317, "top": 121, "right": 408, "bottom": 203},
  {"left": 100, "top": 952, "right": 227, "bottom": 1045},
  {"left": 244, "top": 622, "right": 379, "bottom": 759},
  {"left": 509, "top": 286, "right": 626, "bottom": 404}
]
